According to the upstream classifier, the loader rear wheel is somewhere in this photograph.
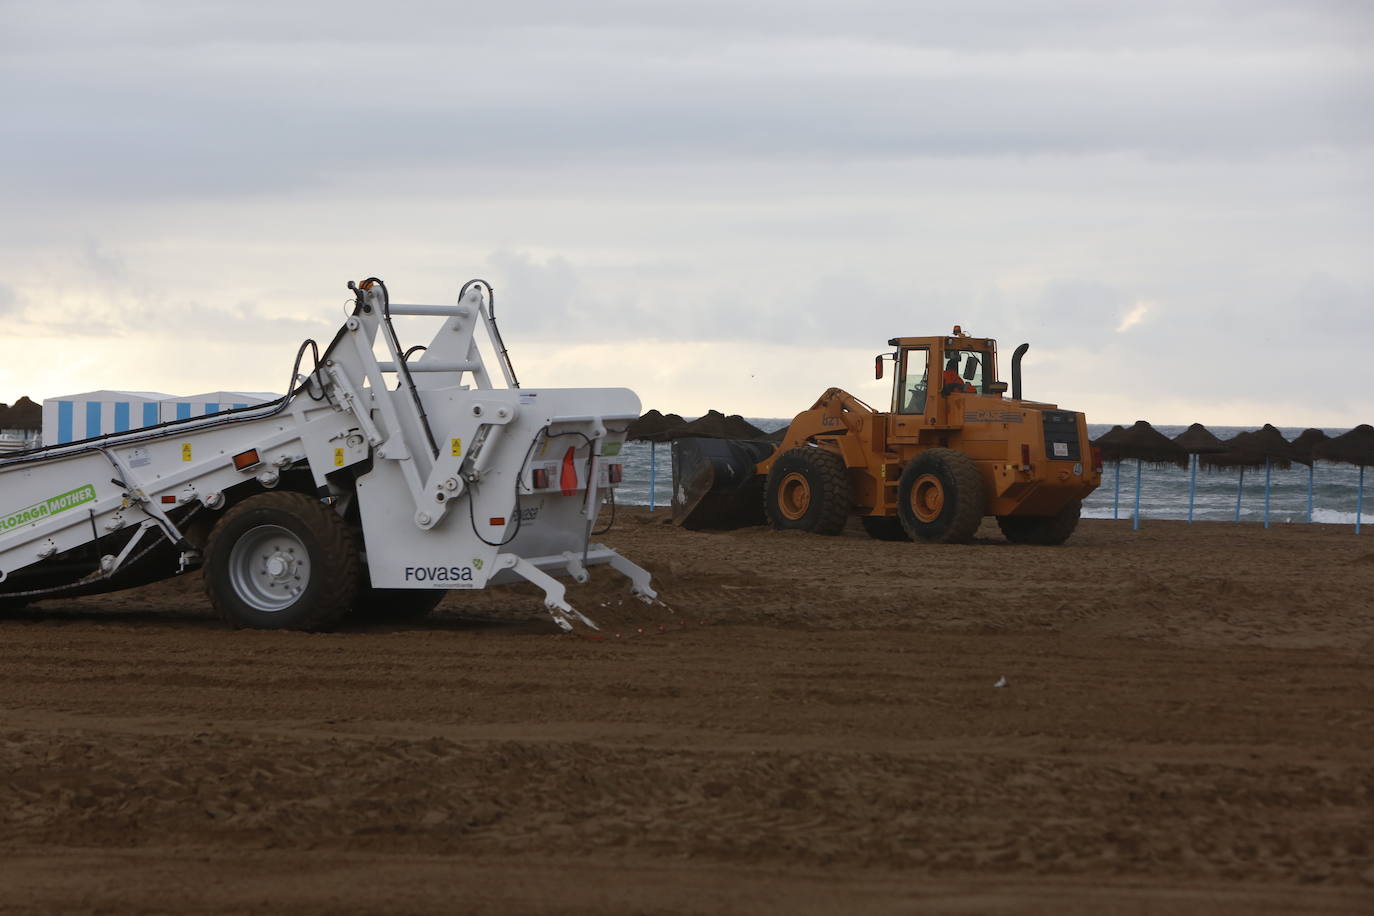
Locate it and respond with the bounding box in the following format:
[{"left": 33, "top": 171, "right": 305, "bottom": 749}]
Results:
[
  {"left": 204, "top": 491, "right": 360, "bottom": 631},
  {"left": 352, "top": 586, "right": 447, "bottom": 624},
  {"left": 860, "top": 515, "right": 911, "bottom": 541},
  {"left": 997, "top": 499, "right": 1082, "bottom": 546},
  {"left": 898, "top": 449, "right": 985, "bottom": 544},
  {"left": 764, "top": 447, "right": 851, "bottom": 535}
]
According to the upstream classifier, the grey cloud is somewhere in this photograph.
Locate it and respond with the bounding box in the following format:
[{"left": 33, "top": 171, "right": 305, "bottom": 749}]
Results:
[
  {"left": 4, "top": 2, "right": 1370, "bottom": 53},
  {"left": 2, "top": 3, "right": 1371, "bottom": 203}
]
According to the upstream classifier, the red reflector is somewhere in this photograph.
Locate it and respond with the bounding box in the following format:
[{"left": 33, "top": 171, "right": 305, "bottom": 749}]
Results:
[
  {"left": 489, "top": 517, "right": 506, "bottom": 526},
  {"left": 532, "top": 467, "right": 549, "bottom": 489},
  {"left": 1092, "top": 445, "right": 1104, "bottom": 473},
  {"left": 608, "top": 463, "right": 623, "bottom": 484},
  {"left": 560, "top": 446, "right": 578, "bottom": 496},
  {"left": 1020, "top": 444, "right": 1031, "bottom": 469},
  {"left": 160, "top": 495, "right": 177, "bottom": 504},
  {"left": 232, "top": 449, "right": 261, "bottom": 471}
]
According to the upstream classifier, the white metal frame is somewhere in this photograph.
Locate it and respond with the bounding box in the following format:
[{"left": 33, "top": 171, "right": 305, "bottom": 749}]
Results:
[{"left": 0, "top": 279, "right": 657, "bottom": 631}]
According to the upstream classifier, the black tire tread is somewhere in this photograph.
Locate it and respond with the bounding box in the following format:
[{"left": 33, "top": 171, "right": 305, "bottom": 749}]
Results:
[
  {"left": 898, "top": 448, "right": 985, "bottom": 544},
  {"left": 204, "top": 490, "right": 360, "bottom": 631},
  {"left": 764, "top": 447, "right": 852, "bottom": 536}
]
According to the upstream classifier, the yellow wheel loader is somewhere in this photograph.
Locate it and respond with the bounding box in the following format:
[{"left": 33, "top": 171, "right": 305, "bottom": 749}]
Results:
[{"left": 672, "top": 327, "right": 1102, "bottom": 544}]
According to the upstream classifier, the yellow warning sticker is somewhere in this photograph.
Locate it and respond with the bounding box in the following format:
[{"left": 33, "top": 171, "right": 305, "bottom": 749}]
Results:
[
  {"left": 181, "top": 443, "right": 192, "bottom": 462},
  {"left": 334, "top": 448, "right": 345, "bottom": 467},
  {"left": 451, "top": 438, "right": 462, "bottom": 458}
]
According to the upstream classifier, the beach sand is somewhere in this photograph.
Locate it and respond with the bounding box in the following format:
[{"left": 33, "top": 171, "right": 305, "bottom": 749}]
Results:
[{"left": 2, "top": 511, "right": 1371, "bottom": 914}]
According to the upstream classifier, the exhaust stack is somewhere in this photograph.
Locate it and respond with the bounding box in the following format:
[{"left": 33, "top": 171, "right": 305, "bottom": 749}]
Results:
[{"left": 1011, "top": 343, "right": 1029, "bottom": 400}]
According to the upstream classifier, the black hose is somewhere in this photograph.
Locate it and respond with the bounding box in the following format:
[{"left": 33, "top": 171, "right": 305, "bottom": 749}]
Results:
[
  {"left": 362, "top": 277, "right": 440, "bottom": 460},
  {"left": 459, "top": 279, "right": 520, "bottom": 389}
]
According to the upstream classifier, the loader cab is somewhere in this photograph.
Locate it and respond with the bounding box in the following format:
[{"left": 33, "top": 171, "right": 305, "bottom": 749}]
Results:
[{"left": 886, "top": 329, "right": 999, "bottom": 422}]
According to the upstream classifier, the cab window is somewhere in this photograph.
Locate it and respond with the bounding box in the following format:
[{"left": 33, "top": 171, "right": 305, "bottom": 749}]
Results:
[
  {"left": 897, "top": 348, "right": 929, "bottom": 414},
  {"left": 941, "top": 349, "right": 987, "bottom": 394}
]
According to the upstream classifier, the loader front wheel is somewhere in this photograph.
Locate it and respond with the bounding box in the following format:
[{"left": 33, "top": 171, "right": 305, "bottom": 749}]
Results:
[
  {"left": 764, "top": 447, "right": 851, "bottom": 535},
  {"left": 204, "top": 491, "right": 360, "bottom": 631},
  {"left": 898, "top": 449, "right": 985, "bottom": 544},
  {"left": 997, "top": 499, "right": 1082, "bottom": 546}
]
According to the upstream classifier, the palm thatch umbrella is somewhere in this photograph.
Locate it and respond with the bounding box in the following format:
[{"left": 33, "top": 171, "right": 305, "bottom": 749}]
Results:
[
  {"left": 1291, "top": 428, "right": 1331, "bottom": 522},
  {"left": 1091, "top": 425, "right": 1129, "bottom": 519},
  {"left": 626, "top": 409, "right": 686, "bottom": 442},
  {"left": 1172, "top": 423, "right": 1230, "bottom": 523},
  {"left": 1313, "top": 424, "right": 1374, "bottom": 534},
  {"left": 1209, "top": 425, "right": 1306, "bottom": 528},
  {"left": 1093, "top": 421, "right": 1187, "bottom": 530},
  {"left": 627, "top": 410, "right": 687, "bottom": 511},
  {"left": 667, "top": 411, "right": 767, "bottom": 441}
]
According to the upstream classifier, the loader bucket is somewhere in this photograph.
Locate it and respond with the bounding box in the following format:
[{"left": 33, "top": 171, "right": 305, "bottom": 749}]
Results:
[{"left": 670, "top": 437, "right": 776, "bottom": 530}]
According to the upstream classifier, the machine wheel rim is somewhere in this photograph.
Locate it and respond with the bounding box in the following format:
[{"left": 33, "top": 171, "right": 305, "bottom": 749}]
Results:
[
  {"left": 778, "top": 472, "right": 812, "bottom": 520},
  {"left": 227, "top": 524, "right": 311, "bottom": 613},
  {"left": 911, "top": 474, "right": 945, "bottom": 523}
]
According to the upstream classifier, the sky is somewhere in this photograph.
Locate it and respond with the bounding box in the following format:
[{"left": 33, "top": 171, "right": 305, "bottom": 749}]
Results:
[{"left": 1, "top": 0, "right": 1371, "bottom": 427}]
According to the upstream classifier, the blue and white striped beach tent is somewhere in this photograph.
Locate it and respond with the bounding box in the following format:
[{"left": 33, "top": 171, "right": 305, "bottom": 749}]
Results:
[
  {"left": 41, "top": 390, "right": 281, "bottom": 445},
  {"left": 158, "top": 391, "right": 279, "bottom": 424},
  {"left": 42, "top": 390, "right": 176, "bottom": 446}
]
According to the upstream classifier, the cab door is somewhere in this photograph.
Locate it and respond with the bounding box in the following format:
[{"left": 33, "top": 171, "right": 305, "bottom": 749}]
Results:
[{"left": 890, "top": 347, "right": 931, "bottom": 438}]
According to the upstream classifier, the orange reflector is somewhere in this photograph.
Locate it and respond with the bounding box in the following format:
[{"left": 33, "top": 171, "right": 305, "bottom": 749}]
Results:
[
  {"left": 532, "top": 467, "right": 549, "bottom": 489},
  {"left": 489, "top": 517, "right": 506, "bottom": 526},
  {"left": 160, "top": 495, "right": 177, "bottom": 504},
  {"left": 608, "top": 463, "right": 623, "bottom": 484},
  {"left": 1020, "top": 444, "right": 1031, "bottom": 470},
  {"left": 560, "top": 446, "right": 578, "bottom": 496},
  {"left": 232, "top": 449, "right": 261, "bottom": 471}
]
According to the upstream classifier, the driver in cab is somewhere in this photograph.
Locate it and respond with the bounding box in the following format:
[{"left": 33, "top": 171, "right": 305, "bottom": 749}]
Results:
[{"left": 941, "top": 354, "right": 977, "bottom": 396}]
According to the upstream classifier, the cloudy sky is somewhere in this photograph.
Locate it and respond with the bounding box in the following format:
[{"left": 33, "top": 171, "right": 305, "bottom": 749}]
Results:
[{"left": 2, "top": 0, "right": 1370, "bottom": 426}]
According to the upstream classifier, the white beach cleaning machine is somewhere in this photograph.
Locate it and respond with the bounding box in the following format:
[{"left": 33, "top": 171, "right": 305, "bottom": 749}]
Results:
[{"left": 0, "top": 277, "right": 658, "bottom": 631}]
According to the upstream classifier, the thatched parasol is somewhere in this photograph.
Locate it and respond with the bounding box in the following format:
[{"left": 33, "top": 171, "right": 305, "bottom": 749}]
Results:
[
  {"left": 1291, "top": 428, "right": 1330, "bottom": 457},
  {"left": 663, "top": 410, "right": 767, "bottom": 442},
  {"left": 0, "top": 396, "right": 41, "bottom": 431},
  {"left": 1097, "top": 420, "right": 1188, "bottom": 468},
  {"left": 628, "top": 410, "right": 767, "bottom": 512},
  {"left": 1092, "top": 421, "right": 1186, "bottom": 530},
  {"left": 1313, "top": 424, "right": 1374, "bottom": 533},
  {"left": 1313, "top": 424, "right": 1374, "bottom": 467},
  {"left": 626, "top": 410, "right": 686, "bottom": 512},
  {"left": 1090, "top": 426, "right": 1128, "bottom": 519},
  {"left": 1290, "top": 428, "right": 1331, "bottom": 522},
  {"left": 1173, "top": 423, "right": 1229, "bottom": 456},
  {"left": 626, "top": 410, "right": 687, "bottom": 442},
  {"left": 1201, "top": 424, "right": 1303, "bottom": 469},
  {"left": 1210, "top": 425, "right": 1304, "bottom": 528},
  {"left": 1173, "top": 423, "right": 1230, "bottom": 523}
]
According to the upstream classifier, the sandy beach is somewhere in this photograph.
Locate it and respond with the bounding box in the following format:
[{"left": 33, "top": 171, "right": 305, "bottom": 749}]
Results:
[{"left": 2, "top": 510, "right": 1371, "bottom": 914}]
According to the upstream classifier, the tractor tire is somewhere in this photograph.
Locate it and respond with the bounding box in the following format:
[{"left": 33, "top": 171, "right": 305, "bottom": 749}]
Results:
[
  {"left": 204, "top": 491, "right": 360, "bottom": 631},
  {"left": 897, "top": 448, "right": 985, "bottom": 544},
  {"left": 352, "top": 586, "right": 447, "bottom": 624},
  {"left": 860, "top": 515, "right": 910, "bottom": 541},
  {"left": 763, "top": 447, "right": 852, "bottom": 535},
  {"left": 997, "top": 499, "right": 1082, "bottom": 546}
]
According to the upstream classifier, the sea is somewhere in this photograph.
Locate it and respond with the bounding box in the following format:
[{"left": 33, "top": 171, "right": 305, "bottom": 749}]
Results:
[{"left": 613, "top": 421, "right": 1368, "bottom": 527}]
